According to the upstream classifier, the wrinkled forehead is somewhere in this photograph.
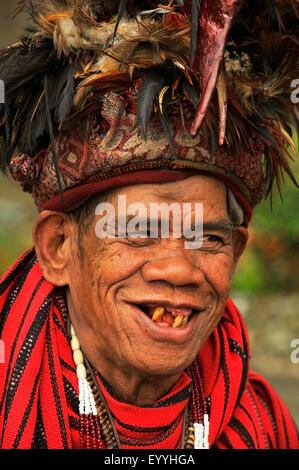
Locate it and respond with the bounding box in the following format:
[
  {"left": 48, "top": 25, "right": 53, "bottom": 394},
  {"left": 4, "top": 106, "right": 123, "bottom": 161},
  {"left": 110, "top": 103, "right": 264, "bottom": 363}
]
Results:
[{"left": 107, "top": 174, "right": 227, "bottom": 208}]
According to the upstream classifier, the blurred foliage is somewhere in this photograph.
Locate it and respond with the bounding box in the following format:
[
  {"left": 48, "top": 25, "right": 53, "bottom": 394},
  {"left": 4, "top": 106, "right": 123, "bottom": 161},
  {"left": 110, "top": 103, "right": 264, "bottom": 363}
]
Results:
[
  {"left": 232, "top": 133, "right": 299, "bottom": 293},
  {"left": 0, "top": 176, "right": 37, "bottom": 275}
]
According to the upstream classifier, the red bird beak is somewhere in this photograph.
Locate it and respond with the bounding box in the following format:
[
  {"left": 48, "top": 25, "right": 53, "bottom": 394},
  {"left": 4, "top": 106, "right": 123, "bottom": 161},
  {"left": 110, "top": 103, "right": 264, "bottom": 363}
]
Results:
[{"left": 190, "top": 0, "right": 245, "bottom": 137}]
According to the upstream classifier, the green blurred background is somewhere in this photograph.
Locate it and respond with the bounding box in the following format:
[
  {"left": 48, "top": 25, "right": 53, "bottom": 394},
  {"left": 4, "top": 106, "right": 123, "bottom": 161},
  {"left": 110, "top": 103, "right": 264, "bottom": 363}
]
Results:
[{"left": 0, "top": 2, "right": 298, "bottom": 425}]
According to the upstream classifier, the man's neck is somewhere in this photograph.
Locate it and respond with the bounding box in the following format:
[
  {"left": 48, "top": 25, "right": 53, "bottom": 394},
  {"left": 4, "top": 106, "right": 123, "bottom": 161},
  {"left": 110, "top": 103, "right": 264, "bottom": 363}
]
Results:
[{"left": 92, "top": 362, "right": 182, "bottom": 406}]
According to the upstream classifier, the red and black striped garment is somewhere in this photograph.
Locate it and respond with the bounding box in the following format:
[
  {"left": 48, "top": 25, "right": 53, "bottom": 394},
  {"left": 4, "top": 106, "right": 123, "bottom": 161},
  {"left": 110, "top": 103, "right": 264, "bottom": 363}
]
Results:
[{"left": 0, "top": 251, "right": 298, "bottom": 449}]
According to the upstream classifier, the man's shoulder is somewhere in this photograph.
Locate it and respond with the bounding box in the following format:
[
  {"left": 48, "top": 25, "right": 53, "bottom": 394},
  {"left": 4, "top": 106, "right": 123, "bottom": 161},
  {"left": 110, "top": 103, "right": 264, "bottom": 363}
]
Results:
[
  {"left": 239, "top": 369, "right": 299, "bottom": 449},
  {"left": 0, "top": 250, "right": 36, "bottom": 290}
]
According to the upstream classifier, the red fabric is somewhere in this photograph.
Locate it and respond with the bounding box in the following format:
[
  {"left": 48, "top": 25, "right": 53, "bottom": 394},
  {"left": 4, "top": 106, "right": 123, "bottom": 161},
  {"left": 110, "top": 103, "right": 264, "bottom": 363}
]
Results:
[
  {"left": 96, "top": 372, "right": 191, "bottom": 449},
  {"left": 42, "top": 169, "right": 253, "bottom": 226},
  {"left": 0, "top": 251, "right": 298, "bottom": 449}
]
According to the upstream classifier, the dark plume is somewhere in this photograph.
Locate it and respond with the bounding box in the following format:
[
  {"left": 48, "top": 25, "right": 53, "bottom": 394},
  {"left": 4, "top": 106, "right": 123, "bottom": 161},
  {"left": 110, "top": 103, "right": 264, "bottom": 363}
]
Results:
[
  {"left": 113, "top": 0, "right": 129, "bottom": 41},
  {"left": 137, "top": 69, "right": 167, "bottom": 140},
  {"left": 190, "top": 0, "right": 201, "bottom": 67}
]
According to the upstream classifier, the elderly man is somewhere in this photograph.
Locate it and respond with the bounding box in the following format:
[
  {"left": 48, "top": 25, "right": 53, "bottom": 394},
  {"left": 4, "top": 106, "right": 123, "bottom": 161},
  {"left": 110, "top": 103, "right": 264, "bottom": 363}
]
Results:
[{"left": 0, "top": 0, "right": 298, "bottom": 449}]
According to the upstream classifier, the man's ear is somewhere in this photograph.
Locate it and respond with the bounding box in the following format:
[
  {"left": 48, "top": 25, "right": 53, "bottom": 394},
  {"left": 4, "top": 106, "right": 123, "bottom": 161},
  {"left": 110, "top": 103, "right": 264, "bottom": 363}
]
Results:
[
  {"left": 232, "top": 225, "right": 248, "bottom": 272},
  {"left": 33, "top": 210, "right": 76, "bottom": 286}
]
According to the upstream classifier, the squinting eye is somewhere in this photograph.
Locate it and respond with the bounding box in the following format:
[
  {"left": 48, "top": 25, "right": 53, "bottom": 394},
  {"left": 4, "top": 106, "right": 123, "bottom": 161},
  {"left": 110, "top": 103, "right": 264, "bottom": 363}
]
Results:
[
  {"left": 203, "top": 235, "right": 222, "bottom": 242},
  {"left": 201, "top": 234, "right": 224, "bottom": 249}
]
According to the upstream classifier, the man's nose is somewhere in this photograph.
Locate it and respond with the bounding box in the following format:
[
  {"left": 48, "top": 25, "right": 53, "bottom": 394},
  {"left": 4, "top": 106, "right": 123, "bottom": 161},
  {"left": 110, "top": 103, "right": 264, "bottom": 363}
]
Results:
[{"left": 141, "top": 255, "right": 205, "bottom": 288}]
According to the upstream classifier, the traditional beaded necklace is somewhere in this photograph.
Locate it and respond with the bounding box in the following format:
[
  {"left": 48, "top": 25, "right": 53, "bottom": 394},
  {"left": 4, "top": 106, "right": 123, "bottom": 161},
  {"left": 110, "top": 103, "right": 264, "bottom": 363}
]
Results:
[{"left": 70, "top": 322, "right": 210, "bottom": 449}]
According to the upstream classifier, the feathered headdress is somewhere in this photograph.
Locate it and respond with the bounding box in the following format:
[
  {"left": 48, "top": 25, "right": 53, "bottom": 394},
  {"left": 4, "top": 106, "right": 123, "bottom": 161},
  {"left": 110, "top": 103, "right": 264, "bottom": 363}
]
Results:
[{"left": 0, "top": 0, "right": 298, "bottom": 212}]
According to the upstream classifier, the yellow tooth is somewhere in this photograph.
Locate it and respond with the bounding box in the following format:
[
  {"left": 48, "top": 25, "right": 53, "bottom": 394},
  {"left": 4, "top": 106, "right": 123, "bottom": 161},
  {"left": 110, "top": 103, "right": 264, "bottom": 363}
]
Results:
[
  {"left": 152, "top": 306, "right": 165, "bottom": 322},
  {"left": 181, "top": 317, "right": 188, "bottom": 327},
  {"left": 172, "top": 312, "right": 176, "bottom": 317},
  {"left": 172, "top": 315, "right": 184, "bottom": 328}
]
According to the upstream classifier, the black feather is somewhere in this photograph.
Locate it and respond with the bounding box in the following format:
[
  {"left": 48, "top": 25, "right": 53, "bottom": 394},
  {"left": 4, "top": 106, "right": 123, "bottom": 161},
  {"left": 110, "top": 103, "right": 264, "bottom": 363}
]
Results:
[
  {"left": 4, "top": 99, "right": 12, "bottom": 153},
  {"left": 182, "top": 80, "right": 200, "bottom": 109},
  {"left": 44, "top": 75, "right": 64, "bottom": 196},
  {"left": 137, "top": 70, "right": 166, "bottom": 139},
  {"left": 1, "top": 36, "right": 54, "bottom": 95},
  {"left": 282, "top": 123, "right": 292, "bottom": 137},
  {"left": 157, "top": 87, "right": 177, "bottom": 159},
  {"left": 30, "top": 91, "right": 47, "bottom": 145},
  {"left": 205, "top": 108, "right": 219, "bottom": 159},
  {"left": 158, "top": 105, "right": 177, "bottom": 159},
  {"left": 17, "top": 88, "right": 45, "bottom": 153},
  {"left": 209, "top": 124, "right": 218, "bottom": 160},
  {"left": 190, "top": 0, "right": 201, "bottom": 67},
  {"left": 264, "top": 148, "right": 275, "bottom": 198},
  {"left": 1, "top": 98, "right": 13, "bottom": 171},
  {"left": 113, "top": 0, "right": 128, "bottom": 43},
  {"left": 257, "top": 125, "right": 278, "bottom": 148},
  {"left": 18, "top": 74, "right": 56, "bottom": 154},
  {"left": 0, "top": 35, "right": 65, "bottom": 170},
  {"left": 265, "top": 0, "right": 282, "bottom": 34},
  {"left": 55, "top": 61, "right": 78, "bottom": 124}
]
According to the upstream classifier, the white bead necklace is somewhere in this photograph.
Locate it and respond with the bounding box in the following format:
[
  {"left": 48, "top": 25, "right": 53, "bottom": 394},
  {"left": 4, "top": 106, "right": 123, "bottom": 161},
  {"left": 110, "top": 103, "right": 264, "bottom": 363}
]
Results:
[
  {"left": 194, "top": 414, "right": 210, "bottom": 449},
  {"left": 70, "top": 324, "right": 98, "bottom": 418}
]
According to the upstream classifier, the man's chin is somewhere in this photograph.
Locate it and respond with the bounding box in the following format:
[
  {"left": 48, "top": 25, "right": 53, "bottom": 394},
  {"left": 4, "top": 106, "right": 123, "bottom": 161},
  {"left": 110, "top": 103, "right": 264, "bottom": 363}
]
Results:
[{"left": 129, "top": 355, "right": 196, "bottom": 381}]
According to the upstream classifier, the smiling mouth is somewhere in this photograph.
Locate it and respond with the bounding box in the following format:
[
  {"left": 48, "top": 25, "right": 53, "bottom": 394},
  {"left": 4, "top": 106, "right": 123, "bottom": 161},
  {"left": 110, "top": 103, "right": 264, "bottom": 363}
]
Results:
[{"left": 137, "top": 303, "right": 197, "bottom": 328}]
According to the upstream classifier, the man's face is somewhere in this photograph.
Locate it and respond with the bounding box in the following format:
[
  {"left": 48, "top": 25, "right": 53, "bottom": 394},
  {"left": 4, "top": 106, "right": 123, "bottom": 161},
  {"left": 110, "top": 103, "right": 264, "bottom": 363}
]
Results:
[{"left": 66, "top": 175, "right": 245, "bottom": 378}]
